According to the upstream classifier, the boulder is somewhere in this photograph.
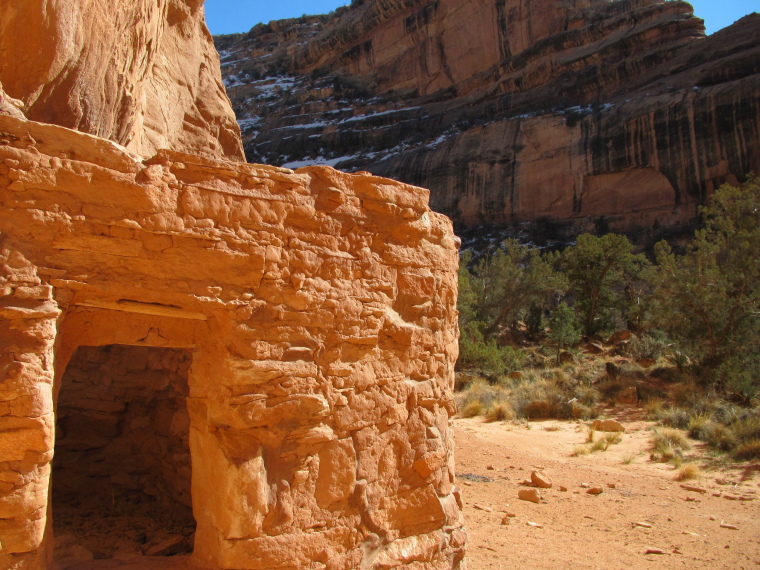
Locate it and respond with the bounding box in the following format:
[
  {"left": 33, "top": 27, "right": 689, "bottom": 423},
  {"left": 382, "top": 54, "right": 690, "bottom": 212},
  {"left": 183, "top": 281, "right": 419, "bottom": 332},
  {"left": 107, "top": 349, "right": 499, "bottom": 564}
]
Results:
[
  {"left": 592, "top": 419, "right": 625, "bottom": 433},
  {"left": 518, "top": 489, "right": 541, "bottom": 504}
]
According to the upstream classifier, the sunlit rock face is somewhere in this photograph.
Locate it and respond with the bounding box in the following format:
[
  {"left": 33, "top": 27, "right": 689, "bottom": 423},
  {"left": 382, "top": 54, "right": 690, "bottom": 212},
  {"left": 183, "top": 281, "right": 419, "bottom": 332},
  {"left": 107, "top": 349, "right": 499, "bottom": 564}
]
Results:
[
  {"left": 218, "top": 0, "right": 760, "bottom": 234},
  {"left": 0, "top": 1, "right": 464, "bottom": 568},
  {"left": 0, "top": 0, "right": 244, "bottom": 161}
]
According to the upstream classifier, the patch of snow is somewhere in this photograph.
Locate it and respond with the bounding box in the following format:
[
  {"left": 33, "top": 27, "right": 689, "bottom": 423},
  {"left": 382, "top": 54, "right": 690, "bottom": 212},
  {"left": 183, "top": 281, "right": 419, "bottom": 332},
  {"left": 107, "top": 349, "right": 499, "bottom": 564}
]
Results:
[{"left": 281, "top": 155, "right": 358, "bottom": 169}]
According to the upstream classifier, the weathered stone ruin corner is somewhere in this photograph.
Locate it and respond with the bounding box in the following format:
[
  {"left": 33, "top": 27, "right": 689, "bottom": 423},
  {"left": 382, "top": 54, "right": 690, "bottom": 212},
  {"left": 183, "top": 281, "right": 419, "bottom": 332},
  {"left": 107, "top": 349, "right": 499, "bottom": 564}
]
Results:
[{"left": 0, "top": 109, "right": 466, "bottom": 568}]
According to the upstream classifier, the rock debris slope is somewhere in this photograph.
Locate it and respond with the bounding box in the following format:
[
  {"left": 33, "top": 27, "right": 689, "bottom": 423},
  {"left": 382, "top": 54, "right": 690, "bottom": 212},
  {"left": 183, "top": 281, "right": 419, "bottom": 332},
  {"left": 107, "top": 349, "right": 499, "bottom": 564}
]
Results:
[
  {"left": 217, "top": 0, "right": 760, "bottom": 233},
  {"left": 0, "top": 1, "right": 464, "bottom": 569}
]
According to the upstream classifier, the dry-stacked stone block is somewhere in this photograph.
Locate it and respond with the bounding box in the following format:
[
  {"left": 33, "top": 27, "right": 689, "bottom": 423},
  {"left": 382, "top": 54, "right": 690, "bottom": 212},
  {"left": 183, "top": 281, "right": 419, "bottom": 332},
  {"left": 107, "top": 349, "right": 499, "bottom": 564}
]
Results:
[{"left": 0, "top": 113, "right": 465, "bottom": 569}]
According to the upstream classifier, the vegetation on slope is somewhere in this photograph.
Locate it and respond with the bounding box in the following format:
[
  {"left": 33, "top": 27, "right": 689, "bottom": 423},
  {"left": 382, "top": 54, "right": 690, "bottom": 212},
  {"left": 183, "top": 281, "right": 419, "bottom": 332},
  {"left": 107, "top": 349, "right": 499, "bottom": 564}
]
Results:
[{"left": 455, "top": 177, "right": 760, "bottom": 462}]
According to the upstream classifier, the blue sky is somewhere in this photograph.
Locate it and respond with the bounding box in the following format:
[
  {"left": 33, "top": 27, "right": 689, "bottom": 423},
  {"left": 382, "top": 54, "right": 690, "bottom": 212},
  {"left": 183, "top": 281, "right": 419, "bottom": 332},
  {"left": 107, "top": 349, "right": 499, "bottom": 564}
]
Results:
[{"left": 204, "top": 0, "right": 757, "bottom": 36}]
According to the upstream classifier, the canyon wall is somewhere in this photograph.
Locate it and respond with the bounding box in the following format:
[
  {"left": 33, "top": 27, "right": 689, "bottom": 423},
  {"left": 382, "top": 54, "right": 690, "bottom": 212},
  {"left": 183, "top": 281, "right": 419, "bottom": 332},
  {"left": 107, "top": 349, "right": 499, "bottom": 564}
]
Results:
[
  {"left": 218, "top": 0, "right": 760, "bottom": 233},
  {"left": 0, "top": 0, "right": 244, "bottom": 161}
]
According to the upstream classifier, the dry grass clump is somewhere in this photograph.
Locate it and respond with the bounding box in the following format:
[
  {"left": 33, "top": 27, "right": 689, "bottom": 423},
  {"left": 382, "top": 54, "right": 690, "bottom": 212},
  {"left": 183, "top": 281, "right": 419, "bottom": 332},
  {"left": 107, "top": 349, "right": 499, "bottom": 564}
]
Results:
[
  {"left": 650, "top": 427, "right": 691, "bottom": 464},
  {"left": 644, "top": 398, "right": 664, "bottom": 418},
  {"left": 621, "top": 452, "right": 637, "bottom": 465},
  {"left": 572, "top": 445, "right": 591, "bottom": 457},
  {"left": 486, "top": 401, "right": 515, "bottom": 422},
  {"left": 654, "top": 427, "right": 691, "bottom": 450},
  {"left": 574, "top": 426, "right": 622, "bottom": 455},
  {"left": 673, "top": 463, "right": 702, "bottom": 481},
  {"left": 734, "top": 439, "right": 760, "bottom": 461},
  {"left": 460, "top": 400, "right": 484, "bottom": 418},
  {"left": 701, "top": 423, "right": 738, "bottom": 452}
]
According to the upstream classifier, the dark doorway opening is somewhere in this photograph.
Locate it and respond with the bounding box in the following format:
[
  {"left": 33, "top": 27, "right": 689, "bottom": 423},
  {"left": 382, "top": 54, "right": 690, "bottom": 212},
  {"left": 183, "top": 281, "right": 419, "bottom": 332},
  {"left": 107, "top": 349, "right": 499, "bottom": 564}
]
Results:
[{"left": 53, "top": 345, "right": 195, "bottom": 562}]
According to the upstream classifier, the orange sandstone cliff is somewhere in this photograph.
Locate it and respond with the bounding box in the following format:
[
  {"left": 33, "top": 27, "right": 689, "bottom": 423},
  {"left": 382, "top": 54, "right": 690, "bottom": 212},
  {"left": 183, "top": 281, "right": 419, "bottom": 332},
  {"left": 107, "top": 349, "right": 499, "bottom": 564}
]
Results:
[
  {"left": 0, "top": 1, "right": 464, "bottom": 569},
  {"left": 218, "top": 0, "right": 760, "bottom": 234}
]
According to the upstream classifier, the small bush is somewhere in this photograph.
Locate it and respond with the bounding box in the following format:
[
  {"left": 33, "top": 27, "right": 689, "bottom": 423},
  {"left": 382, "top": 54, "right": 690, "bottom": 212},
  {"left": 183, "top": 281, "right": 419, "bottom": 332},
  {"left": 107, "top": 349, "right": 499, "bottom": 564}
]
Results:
[
  {"left": 572, "top": 445, "right": 591, "bottom": 456},
  {"left": 622, "top": 452, "right": 637, "bottom": 465},
  {"left": 629, "top": 334, "right": 669, "bottom": 361},
  {"left": 574, "top": 386, "right": 601, "bottom": 407},
  {"left": 734, "top": 439, "right": 760, "bottom": 461},
  {"left": 651, "top": 427, "right": 691, "bottom": 463},
  {"left": 597, "top": 379, "right": 628, "bottom": 401}
]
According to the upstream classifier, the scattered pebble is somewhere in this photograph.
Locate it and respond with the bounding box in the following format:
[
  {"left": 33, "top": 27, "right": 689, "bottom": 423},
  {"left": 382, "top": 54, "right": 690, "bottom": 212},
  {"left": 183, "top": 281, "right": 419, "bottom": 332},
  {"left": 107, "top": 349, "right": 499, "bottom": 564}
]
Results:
[
  {"left": 720, "top": 522, "right": 739, "bottom": 530},
  {"left": 531, "top": 470, "right": 552, "bottom": 489},
  {"left": 644, "top": 548, "right": 667, "bottom": 555},
  {"left": 473, "top": 504, "right": 493, "bottom": 512},
  {"left": 558, "top": 486, "right": 568, "bottom": 492},
  {"left": 635, "top": 522, "right": 653, "bottom": 528},
  {"left": 586, "top": 487, "right": 604, "bottom": 495},
  {"left": 527, "top": 522, "right": 543, "bottom": 528},
  {"left": 680, "top": 484, "right": 707, "bottom": 494}
]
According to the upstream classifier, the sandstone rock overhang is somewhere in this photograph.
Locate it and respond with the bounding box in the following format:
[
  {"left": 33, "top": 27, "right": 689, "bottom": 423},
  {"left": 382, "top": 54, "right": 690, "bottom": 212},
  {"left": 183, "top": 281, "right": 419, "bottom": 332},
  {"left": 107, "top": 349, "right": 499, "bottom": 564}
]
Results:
[
  {"left": 0, "top": 0, "right": 245, "bottom": 162},
  {"left": 0, "top": 112, "right": 465, "bottom": 568}
]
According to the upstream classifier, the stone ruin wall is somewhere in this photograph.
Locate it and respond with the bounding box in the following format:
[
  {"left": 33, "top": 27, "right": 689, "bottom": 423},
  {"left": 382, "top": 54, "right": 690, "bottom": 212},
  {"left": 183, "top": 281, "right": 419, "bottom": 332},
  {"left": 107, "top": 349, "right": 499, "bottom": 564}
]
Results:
[{"left": 0, "top": 111, "right": 466, "bottom": 568}]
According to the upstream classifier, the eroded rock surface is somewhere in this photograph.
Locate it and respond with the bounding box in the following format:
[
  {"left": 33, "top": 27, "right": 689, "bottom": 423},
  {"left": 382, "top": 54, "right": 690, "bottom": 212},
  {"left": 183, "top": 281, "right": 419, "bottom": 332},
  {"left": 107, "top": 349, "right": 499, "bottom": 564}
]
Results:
[
  {"left": 217, "top": 0, "right": 760, "bottom": 233},
  {"left": 0, "top": 111, "right": 464, "bottom": 568},
  {"left": 0, "top": 0, "right": 244, "bottom": 162}
]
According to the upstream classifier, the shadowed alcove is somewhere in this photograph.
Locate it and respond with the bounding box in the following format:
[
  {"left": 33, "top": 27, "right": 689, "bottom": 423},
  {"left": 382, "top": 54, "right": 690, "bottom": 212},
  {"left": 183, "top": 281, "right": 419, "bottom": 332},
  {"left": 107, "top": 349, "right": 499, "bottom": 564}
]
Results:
[{"left": 53, "top": 344, "right": 196, "bottom": 562}]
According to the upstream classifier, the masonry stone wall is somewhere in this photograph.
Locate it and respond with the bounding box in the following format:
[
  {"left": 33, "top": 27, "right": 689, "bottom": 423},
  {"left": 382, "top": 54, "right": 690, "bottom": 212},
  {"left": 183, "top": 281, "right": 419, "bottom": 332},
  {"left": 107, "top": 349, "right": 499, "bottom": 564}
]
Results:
[{"left": 0, "top": 112, "right": 465, "bottom": 569}]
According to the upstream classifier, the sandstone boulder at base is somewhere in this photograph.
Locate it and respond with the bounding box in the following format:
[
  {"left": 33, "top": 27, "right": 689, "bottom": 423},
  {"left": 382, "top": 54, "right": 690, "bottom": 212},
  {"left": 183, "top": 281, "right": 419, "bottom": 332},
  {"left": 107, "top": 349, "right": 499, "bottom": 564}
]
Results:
[{"left": 592, "top": 420, "right": 626, "bottom": 433}]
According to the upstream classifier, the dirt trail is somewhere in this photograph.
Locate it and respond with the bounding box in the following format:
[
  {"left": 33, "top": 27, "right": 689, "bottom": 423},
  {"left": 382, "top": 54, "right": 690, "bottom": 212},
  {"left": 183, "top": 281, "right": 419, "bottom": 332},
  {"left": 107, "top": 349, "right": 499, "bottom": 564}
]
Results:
[{"left": 455, "top": 412, "right": 760, "bottom": 569}]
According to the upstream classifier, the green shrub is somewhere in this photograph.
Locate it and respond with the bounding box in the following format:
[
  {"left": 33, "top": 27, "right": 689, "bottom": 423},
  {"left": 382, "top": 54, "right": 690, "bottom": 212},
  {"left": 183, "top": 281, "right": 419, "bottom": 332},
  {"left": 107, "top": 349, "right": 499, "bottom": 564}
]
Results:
[
  {"left": 720, "top": 352, "right": 760, "bottom": 405},
  {"left": 628, "top": 334, "right": 669, "bottom": 361},
  {"left": 458, "top": 323, "right": 526, "bottom": 374}
]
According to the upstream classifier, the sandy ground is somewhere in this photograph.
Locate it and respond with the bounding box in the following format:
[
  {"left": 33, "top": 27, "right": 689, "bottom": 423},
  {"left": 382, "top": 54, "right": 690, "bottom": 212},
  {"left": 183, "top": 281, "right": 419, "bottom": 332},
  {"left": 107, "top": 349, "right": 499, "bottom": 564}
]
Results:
[
  {"left": 60, "top": 408, "right": 760, "bottom": 569},
  {"left": 455, "top": 409, "right": 760, "bottom": 569}
]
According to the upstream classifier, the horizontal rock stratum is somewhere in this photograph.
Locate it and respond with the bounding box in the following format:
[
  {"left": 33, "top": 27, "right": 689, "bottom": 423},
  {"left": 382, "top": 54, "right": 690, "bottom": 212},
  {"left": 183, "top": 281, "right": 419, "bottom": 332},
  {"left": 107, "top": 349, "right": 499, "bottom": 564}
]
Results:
[
  {"left": 217, "top": 0, "right": 760, "bottom": 233},
  {"left": 0, "top": 111, "right": 465, "bottom": 569}
]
